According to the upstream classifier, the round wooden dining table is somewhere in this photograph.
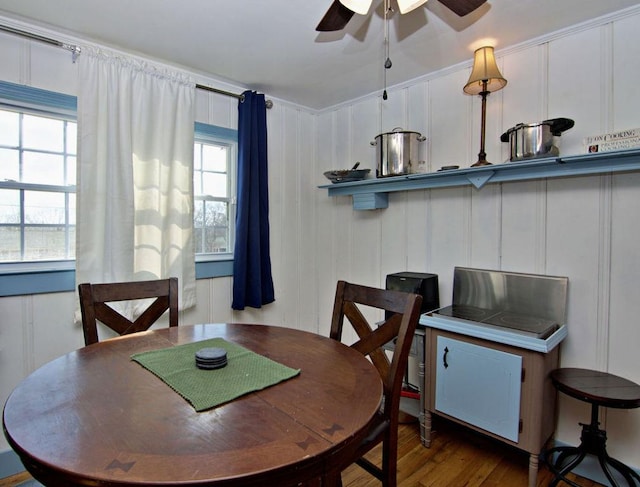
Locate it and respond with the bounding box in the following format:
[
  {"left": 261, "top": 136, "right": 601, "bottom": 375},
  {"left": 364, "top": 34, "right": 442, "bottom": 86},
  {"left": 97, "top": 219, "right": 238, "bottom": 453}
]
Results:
[{"left": 3, "top": 323, "right": 383, "bottom": 487}]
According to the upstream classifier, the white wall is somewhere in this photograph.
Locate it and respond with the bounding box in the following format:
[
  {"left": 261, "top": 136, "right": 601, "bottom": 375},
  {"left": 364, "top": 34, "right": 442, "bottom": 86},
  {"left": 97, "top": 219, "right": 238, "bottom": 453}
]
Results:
[
  {"left": 314, "top": 6, "right": 640, "bottom": 472},
  {"left": 2, "top": 5, "right": 640, "bottom": 477}
]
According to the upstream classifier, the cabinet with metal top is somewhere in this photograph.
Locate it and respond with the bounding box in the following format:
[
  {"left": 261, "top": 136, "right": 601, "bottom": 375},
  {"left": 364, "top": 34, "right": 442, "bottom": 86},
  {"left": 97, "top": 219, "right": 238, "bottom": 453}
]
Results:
[{"left": 422, "top": 321, "right": 562, "bottom": 487}]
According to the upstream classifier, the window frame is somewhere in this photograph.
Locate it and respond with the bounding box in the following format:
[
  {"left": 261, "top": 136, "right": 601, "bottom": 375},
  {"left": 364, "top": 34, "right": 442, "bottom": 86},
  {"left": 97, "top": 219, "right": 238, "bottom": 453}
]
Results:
[
  {"left": 193, "top": 122, "right": 238, "bottom": 266},
  {"left": 0, "top": 82, "right": 237, "bottom": 296}
]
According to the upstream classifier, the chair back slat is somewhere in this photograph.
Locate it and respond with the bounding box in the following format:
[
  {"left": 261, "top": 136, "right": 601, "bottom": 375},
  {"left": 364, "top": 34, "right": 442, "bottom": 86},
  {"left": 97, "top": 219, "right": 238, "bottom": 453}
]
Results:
[{"left": 78, "top": 278, "right": 178, "bottom": 346}]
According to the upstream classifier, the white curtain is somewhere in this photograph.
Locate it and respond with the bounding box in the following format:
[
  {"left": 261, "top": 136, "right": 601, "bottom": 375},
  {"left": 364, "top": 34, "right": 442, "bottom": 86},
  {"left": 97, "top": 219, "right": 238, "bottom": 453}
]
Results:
[{"left": 76, "top": 46, "right": 196, "bottom": 312}]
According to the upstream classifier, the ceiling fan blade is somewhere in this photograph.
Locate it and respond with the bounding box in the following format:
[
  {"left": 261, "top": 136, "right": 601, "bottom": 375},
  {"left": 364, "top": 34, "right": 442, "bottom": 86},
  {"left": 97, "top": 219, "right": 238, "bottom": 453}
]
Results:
[
  {"left": 316, "top": 0, "right": 356, "bottom": 31},
  {"left": 438, "top": 0, "right": 487, "bottom": 16}
]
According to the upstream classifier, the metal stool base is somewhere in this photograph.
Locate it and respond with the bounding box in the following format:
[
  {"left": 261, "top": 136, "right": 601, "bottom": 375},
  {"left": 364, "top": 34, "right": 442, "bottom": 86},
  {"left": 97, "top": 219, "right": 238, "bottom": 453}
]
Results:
[{"left": 541, "top": 405, "right": 640, "bottom": 487}]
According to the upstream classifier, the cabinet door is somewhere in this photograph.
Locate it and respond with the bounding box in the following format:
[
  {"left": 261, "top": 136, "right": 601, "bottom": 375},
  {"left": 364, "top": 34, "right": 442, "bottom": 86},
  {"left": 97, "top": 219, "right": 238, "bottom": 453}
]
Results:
[{"left": 435, "top": 336, "right": 522, "bottom": 442}]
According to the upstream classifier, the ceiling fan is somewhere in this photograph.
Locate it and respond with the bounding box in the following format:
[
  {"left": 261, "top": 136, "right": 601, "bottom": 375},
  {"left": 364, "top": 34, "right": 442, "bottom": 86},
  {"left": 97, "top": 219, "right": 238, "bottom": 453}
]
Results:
[{"left": 316, "top": 0, "right": 487, "bottom": 31}]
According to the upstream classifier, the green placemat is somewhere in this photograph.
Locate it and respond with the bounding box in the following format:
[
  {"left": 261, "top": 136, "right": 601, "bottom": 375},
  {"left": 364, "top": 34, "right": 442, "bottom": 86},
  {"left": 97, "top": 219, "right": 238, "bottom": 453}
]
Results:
[{"left": 131, "top": 338, "right": 300, "bottom": 411}]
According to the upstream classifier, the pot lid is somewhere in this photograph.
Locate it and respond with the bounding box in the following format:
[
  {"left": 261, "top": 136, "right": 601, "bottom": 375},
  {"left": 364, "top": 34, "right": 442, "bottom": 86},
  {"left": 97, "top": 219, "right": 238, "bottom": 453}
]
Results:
[
  {"left": 501, "top": 117, "right": 574, "bottom": 142},
  {"left": 375, "top": 127, "right": 424, "bottom": 137}
]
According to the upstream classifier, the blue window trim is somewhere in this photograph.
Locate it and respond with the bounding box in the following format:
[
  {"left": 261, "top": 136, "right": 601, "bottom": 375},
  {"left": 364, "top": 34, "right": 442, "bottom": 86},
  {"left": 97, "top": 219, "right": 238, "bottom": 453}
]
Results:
[
  {"left": 195, "top": 121, "right": 237, "bottom": 141},
  {"left": 0, "top": 82, "right": 236, "bottom": 297},
  {"left": 0, "top": 80, "right": 77, "bottom": 114}
]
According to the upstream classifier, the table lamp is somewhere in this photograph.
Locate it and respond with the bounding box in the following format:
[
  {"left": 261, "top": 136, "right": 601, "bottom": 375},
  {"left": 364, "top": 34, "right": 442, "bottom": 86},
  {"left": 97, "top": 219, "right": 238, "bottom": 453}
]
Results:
[{"left": 463, "top": 46, "right": 507, "bottom": 167}]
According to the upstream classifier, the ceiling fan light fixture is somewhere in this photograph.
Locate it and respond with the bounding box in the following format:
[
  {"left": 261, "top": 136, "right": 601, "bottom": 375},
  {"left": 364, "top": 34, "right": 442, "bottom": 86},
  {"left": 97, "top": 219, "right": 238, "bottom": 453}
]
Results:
[
  {"left": 338, "top": 0, "right": 373, "bottom": 15},
  {"left": 396, "top": 0, "right": 428, "bottom": 14}
]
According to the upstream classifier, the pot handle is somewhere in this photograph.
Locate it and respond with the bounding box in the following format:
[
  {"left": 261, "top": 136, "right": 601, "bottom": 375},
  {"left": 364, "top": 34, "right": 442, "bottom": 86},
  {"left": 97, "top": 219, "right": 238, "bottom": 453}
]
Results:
[
  {"left": 500, "top": 123, "right": 525, "bottom": 143},
  {"left": 393, "top": 127, "right": 426, "bottom": 141},
  {"left": 544, "top": 117, "right": 575, "bottom": 136}
]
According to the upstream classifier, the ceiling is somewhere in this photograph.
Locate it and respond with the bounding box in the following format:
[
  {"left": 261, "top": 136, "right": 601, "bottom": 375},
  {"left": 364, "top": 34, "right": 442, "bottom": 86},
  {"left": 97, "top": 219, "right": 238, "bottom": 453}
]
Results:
[{"left": 0, "top": 0, "right": 638, "bottom": 110}]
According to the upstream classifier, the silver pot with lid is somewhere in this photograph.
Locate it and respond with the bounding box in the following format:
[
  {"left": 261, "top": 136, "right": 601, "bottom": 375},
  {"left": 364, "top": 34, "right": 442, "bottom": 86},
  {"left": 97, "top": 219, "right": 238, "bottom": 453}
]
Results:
[
  {"left": 501, "top": 118, "right": 574, "bottom": 161},
  {"left": 371, "top": 127, "right": 426, "bottom": 177}
]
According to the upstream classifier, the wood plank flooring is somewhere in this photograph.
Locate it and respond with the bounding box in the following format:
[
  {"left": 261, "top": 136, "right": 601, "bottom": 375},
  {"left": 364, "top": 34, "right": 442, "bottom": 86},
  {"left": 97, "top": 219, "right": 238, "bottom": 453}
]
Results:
[
  {"left": 1, "top": 417, "right": 602, "bottom": 487},
  {"left": 342, "top": 417, "right": 602, "bottom": 487}
]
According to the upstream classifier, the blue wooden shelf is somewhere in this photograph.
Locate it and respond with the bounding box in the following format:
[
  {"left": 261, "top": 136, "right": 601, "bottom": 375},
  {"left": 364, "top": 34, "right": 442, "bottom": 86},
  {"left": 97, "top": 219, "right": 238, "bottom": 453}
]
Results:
[{"left": 318, "top": 149, "right": 640, "bottom": 210}]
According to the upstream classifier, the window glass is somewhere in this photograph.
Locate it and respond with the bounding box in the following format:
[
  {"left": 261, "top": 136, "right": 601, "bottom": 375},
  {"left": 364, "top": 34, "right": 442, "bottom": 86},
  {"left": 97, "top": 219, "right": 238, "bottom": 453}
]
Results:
[
  {"left": 0, "top": 148, "right": 19, "bottom": 180},
  {"left": 0, "top": 110, "right": 19, "bottom": 146},
  {"left": 193, "top": 136, "right": 235, "bottom": 257},
  {"left": 22, "top": 152, "right": 66, "bottom": 185},
  {"left": 22, "top": 114, "right": 64, "bottom": 152},
  {"left": 0, "top": 189, "right": 19, "bottom": 223}
]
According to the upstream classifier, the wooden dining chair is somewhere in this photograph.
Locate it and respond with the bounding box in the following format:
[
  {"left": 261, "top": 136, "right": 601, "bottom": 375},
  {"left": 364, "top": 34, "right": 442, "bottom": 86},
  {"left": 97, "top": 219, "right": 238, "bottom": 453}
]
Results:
[
  {"left": 78, "top": 277, "right": 178, "bottom": 346},
  {"left": 327, "top": 280, "right": 423, "bottom": 487}
]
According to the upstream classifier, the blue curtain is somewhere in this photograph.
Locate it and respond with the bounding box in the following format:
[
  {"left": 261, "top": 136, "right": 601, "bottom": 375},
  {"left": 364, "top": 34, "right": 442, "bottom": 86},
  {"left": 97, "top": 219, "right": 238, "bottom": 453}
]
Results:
[{"left": 232, "top": 91, "right": 275, "bottom": 310}]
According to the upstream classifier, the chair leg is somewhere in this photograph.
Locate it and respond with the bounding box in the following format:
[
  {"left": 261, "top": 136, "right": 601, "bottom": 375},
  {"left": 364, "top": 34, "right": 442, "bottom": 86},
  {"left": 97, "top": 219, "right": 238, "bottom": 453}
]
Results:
[
  {"left": 321, "top": 471, "right": 343, "bottom": 487},
  {"left": 382, "top": 431, "right": 398, "bottom": 487}
]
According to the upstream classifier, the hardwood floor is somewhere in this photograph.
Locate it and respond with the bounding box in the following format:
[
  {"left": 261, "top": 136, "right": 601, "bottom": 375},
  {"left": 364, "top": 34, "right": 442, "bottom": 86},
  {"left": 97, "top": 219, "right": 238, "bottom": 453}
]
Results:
[
  {"left": 342, "top": 417, "right": 602, "bottom": 487},
  {"left": 1, "top": 417, "right": 602, "bottom": 487}
]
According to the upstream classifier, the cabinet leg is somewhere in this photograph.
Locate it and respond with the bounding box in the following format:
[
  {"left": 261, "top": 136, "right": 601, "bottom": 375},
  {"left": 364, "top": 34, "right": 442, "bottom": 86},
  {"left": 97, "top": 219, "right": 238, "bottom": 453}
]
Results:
[
  {"left": 528, "top": 452, "right": 538, "bottom": 487},
  {"left": 418, "top": 337, "right": 426, "bottom": 448},
  {"left": 423, "top": 410, "right": 432, "bottom": 447}
]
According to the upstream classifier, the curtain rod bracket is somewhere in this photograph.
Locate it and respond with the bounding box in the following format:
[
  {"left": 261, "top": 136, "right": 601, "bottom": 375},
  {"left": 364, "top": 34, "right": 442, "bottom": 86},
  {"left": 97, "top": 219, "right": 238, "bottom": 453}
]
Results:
[{"left": 64, "top": 44, "right": 82, "bottom": 63}]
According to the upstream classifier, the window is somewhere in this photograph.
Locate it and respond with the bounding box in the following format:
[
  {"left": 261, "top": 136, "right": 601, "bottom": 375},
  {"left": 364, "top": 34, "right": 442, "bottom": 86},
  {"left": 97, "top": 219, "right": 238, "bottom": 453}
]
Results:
[
  {"left": 0, "top": 82, "right": 237, "bottom": 295},
  {"left": 0, "top": 83, "right": 77, "bottom": 268},
  {"left": 193, "top": 123, "right": 237, "bottom": 263}
]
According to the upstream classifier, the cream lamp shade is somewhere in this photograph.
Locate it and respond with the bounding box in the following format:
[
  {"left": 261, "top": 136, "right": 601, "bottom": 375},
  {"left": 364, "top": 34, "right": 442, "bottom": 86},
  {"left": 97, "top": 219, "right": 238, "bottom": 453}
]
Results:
[
  {"left": 397, "top": 0, "right": 428, "bottom": 14},
  {"left": 463, "top": 46, "right": 507, "bottom": 95},
  {"left": 339, "top": 0, "right": 372, "bottom": 15}
]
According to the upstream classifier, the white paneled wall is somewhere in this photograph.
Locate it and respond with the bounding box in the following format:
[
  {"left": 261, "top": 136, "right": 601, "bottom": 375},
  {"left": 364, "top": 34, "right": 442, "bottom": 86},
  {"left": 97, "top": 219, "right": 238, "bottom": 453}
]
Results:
[
  {"left": 315, "top": 7, "right": 640, "bottom": 472},
  {"left": 2, "top": 6, "right": 640, "bottom": 478}
]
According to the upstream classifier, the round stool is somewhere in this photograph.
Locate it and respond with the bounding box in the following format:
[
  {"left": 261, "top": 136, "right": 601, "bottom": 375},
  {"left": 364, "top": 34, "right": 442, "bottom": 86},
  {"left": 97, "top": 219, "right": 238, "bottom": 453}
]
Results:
[{"left": 540, "top": 368, "right": 640, "bottom": 487}]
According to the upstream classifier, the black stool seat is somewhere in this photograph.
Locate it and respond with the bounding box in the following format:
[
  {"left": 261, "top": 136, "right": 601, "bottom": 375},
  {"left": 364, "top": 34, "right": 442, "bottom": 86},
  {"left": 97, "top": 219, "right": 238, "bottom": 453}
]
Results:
[{"left": 540, "top": 368, "right": 640, "bottom": 487}]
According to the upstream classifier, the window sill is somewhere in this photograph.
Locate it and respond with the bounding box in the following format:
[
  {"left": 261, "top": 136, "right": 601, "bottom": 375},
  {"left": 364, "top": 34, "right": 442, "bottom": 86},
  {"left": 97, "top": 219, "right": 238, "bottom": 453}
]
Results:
[{"left": 0, "top": 259, "right": 234, "bottom": 297}]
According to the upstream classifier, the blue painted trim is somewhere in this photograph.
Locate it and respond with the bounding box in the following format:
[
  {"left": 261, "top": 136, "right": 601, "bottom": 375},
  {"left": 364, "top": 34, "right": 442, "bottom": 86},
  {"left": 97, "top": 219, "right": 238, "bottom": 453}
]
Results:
[
  {"left": 195, "top": 122, "right": 237, "bottom": 141},
  {"left": 353, "top": 193, "right": 388, "bottom": 210},
  {"left": 196, "top": 259, "right": 233, "bottom": 279},
  {"left": 0, "top": 448, "right": 24, "bottom": 479},
  {"left": 0, "top": 80, "right": 77, "bottom": 113},
  {"left": 0, "top": 261, "right": 233, "bottom": 297},
  {"left": 0, "top": 269, "right": 75, "bottom": 296}
]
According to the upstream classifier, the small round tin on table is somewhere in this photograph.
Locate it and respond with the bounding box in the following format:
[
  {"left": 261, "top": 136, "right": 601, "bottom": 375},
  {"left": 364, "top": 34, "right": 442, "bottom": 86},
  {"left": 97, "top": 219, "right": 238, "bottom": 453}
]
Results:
[{"left": 195, "top": 347, "right": 228, "bottom": 370}]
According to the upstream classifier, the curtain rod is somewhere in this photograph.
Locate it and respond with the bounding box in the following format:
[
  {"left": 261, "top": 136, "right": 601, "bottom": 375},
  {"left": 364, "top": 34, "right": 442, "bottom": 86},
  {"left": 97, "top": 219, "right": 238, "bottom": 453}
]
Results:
[
  {"left": 196, "top": 84, "right": 273, "bottom": 109},
  {"left": 0, "top": 23, "right": 273, "bottom": 108},
  {"left": 0, "top": 23, "right": 81, "bottom": 61}
]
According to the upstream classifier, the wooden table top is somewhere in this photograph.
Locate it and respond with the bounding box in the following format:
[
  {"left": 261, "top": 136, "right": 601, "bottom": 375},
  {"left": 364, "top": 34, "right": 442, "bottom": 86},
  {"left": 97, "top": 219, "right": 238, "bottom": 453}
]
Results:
[{"left": 3, "top": 323, "right": 383, "bottom": 487}]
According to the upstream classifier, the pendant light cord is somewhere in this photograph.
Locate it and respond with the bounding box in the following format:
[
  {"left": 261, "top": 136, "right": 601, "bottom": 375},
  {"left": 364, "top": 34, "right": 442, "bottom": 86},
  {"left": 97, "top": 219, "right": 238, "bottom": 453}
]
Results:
[{"left": 383, "top": 0, "right": 392, "bottom": 100}]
